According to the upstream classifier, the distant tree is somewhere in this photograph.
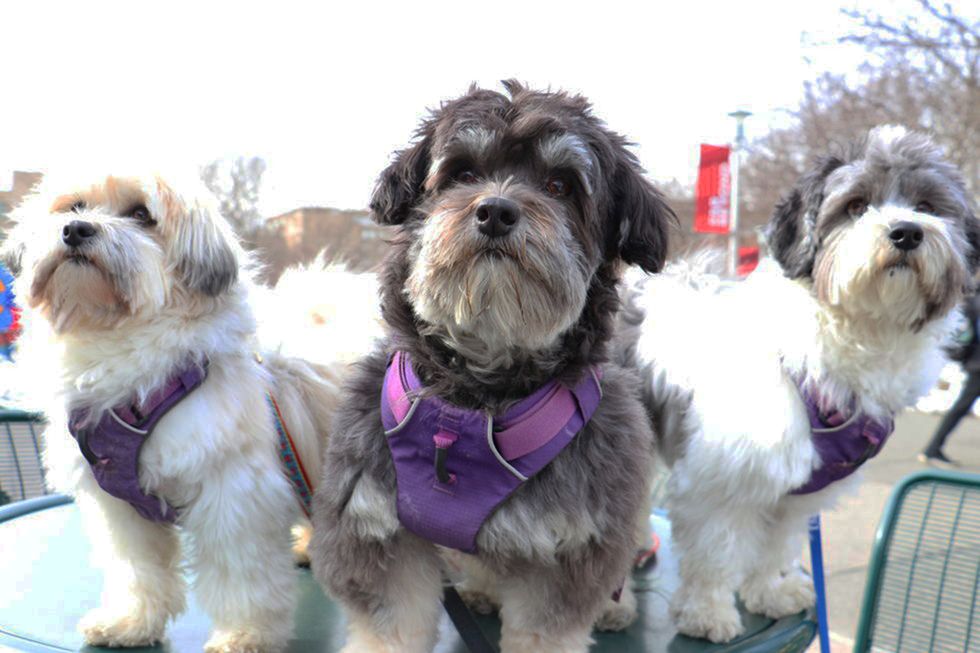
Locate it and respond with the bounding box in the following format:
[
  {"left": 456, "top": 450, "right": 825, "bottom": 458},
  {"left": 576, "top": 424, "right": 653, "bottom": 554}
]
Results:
[
  {"left": 740, "top": 1, "right": 978, "bottom": 233},
  {"left": 200, "top": 156, "right": 267, "bottom": 236},
  {"left": 839, "top": 1, "right": 978, "bottom": 187}
]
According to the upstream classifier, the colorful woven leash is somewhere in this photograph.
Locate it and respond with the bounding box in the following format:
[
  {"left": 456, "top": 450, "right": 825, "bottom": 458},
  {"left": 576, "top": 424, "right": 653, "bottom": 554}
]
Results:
[{"left": 267, "top": 393, "right": 313, "bottom": 517}]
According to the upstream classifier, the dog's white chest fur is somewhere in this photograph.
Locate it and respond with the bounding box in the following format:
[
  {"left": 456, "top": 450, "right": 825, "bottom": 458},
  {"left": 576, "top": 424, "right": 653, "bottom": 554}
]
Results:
[
  {"left": 633, "top": 261, "right": 952, "bottom": 501},
  {"left": 626, "top": 260, "right": 956, "bottom": 643}
]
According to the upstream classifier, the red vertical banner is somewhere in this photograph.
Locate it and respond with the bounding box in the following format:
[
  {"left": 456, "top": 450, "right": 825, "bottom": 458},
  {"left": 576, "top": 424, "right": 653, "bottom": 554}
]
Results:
[{"left": 693, "top": 144, "right": 731, "bottom": 234}]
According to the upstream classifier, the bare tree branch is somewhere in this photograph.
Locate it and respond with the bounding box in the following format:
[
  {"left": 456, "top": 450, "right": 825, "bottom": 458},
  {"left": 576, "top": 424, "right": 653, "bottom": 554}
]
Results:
[
  {"left": 739, "top": 2, "right": 978, "bottom": 232},
  {"left": 200, "top": 156, "right": 267, "bottom": 238}
]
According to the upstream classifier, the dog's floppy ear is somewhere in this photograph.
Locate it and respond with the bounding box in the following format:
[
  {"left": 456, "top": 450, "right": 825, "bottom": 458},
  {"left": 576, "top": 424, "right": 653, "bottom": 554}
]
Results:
[
  {"left": 369, "top": 123, "right": 435, "bottom": 226},
  {"left": 962, "top": 207, "right": 980, "bottom": 278},
  {"left": 765, "top": 156, "right": 844, "bottom": 279},
  {"left": 156, "top": 179, "right": 239, "bottom": 297},
  {"left": 609, "top": 154, "right": 675, "bottom": 273}
]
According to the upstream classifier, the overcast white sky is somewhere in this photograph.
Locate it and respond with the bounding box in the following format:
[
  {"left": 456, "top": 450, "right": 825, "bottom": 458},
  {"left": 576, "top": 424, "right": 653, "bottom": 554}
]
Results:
[{"left": 0, "top": 1, "right": 918, "bottom": 214}]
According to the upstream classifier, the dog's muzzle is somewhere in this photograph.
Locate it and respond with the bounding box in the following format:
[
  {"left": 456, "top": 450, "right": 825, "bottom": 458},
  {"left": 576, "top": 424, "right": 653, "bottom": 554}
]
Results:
[
  {"left": 62, "top": 220, "right": 97, "bottom": 248},
  {"left": 888, "top": 221, "right": 923, "bottom": 252},
  {"left": 475, "top": 197, "right": 520, "bottom": 239}
]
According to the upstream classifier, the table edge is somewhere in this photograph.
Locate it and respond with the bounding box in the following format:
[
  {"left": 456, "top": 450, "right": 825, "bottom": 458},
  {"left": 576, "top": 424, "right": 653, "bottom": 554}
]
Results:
[{"left": 0, "top": 494, "right": 72, "bottom": 523}]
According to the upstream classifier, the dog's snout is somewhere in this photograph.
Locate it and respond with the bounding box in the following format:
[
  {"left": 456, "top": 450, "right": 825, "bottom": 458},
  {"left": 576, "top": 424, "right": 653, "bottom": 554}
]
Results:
[
  {"left": 475, "top": 197, "right": 520, "bottom": 239},
  {"left": 62, "top": 220, "right": 97, "bottom": 248},
  {"left": 888, "top": 221, "right": 924, "bottom": 252}
]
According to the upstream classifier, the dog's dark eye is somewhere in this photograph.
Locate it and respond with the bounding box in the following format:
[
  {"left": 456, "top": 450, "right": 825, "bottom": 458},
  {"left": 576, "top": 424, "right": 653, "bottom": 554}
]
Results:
[
  {"left": 455, "top": 170, "right": 479, "bottom": 185},
  {"left": 847, "top": 198, "right": 868, "bottom": 218},
  {"left": 70, "top": 201, "right": 86, "bottom": 213},
  {"left": 915, "top": 201, "right": 935, "bottom": 215},
  {"left": 545, "top": 177, "right": 571, "bottom": 197},
  {"left": 124, "top": 204, "right": 156, "bottom": 226}
]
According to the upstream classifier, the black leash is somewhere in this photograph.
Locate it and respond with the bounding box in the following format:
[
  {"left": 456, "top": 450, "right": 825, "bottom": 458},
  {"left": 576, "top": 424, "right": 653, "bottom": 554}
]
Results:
[{"left": 441, "top": 584, "right": 497, "bottom": 653}]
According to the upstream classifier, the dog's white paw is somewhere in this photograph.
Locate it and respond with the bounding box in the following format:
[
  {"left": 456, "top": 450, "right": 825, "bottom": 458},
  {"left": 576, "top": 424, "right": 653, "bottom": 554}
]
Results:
[
  {"left": 742, "top": 572, "right": 815, "bottom": 619},
  {"left": 339, "top": 621, "right": 431, "bottom": 653},
  {"left": 459, "top": 588, "right": 499, "bottom": 615},
  {"left": 339, "top": 643, "right": 393, "bottom": 653},
  {"left": 500, "top": 627, "right": 593, "bottom": 653},
  {"left": 204, "top": 629, "right": 286, "bottom": 653},
  {"left": 78, "top": 606, "right": 166, "bottom": 647},
  {"left": 594, "top": 587, "right": 637, "bottom": 632},
  {"left": 671, "top": 591, "right": 743, "bottom": 643}
]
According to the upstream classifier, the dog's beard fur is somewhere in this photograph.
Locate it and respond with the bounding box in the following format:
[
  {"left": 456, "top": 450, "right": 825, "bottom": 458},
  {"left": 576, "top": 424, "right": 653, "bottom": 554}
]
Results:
[
  {"left": 768, "top": 125, "right": 977, "bottom": 338},
  {"left": 406, "top": 183, "right": 590, "bottom": 365},
  {"left": 28, "top": 219, "right": 169, "bottom": 333},
  {"left": 813, "top": 208, "right": 967, "bottom": 331},
  {"left": 6, "top": 175, "right": 239, "bottom": 337}
]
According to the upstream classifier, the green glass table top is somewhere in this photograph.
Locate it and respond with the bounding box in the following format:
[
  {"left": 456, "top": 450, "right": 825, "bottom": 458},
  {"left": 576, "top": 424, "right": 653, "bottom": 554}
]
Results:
[{"left": 0, "top": 497, "right": 816, "bottom": 652}]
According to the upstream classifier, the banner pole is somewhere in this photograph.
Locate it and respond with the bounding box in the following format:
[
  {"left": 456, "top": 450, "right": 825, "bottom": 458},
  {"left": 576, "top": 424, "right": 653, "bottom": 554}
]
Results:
[{"left": 727, "top": 110, "right": 750, "bottom": 278}]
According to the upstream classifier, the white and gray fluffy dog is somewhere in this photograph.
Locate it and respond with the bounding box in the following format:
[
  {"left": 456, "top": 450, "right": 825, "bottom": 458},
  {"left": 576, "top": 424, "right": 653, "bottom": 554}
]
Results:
[
  {"left": 2, "top": 172, "right": 381, "bottom": 652},
  {"left": 619, "top": 126, "right": 980, "bottom": 642},
  {"left": 308, "top": 81, "right": 674, "bottom": 653}
]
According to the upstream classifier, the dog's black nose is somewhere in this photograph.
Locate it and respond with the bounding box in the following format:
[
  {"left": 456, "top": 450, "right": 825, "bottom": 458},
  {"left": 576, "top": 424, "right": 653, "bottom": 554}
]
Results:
[
  {"left": 888, "top": 221, "right": 924, "bottom": 251},
  {"left": 62, "top": 220, "right": 97, "bottom": 248},
  {"left": 475, "top": 197, "right": 520, "bottom": 238}
]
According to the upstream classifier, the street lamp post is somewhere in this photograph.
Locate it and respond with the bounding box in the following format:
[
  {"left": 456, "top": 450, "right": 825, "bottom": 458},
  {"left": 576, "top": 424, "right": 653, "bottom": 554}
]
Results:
[{"left": 728, "top": 109, "right": 751, "bottom": 278}]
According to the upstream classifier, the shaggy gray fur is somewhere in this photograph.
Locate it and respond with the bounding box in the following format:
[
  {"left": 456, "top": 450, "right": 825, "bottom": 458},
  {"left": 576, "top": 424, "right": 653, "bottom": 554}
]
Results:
[
  {"left": 767, "top": 128, "right": 980, "bottom": 281},
  {"left": 311, "top": 352, "right": 655, "bottom": 633},
  {"left": 308, "top": 81, "right": 670, "bottom": 645}
]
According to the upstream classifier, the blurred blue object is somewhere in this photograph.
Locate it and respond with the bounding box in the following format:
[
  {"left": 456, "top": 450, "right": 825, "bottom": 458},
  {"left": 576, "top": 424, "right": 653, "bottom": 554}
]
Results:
[{"left": 0, "top": 263, "right": 17, "bottom": 360}]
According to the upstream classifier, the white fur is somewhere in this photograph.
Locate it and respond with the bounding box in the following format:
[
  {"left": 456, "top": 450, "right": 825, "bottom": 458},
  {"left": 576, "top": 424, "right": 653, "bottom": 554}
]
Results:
[
  {"left": 7, "top": 173, "right": 380, "bottom": 652},
  {"left": 631, "top": 256, "right": 958, "bottom": 642}
]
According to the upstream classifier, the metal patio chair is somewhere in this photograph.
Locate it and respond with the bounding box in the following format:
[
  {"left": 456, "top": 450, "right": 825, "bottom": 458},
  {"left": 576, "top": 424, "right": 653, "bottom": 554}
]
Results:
[
  {"left": 854, "top": 469, "right": 980, "bottom": 653},
  {"left": 0, "top": 408, "right": 46, "bottom": 505}
]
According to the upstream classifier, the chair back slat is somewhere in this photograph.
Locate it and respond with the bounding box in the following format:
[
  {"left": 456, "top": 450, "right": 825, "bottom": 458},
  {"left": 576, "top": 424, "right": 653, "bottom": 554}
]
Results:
[
  {"left": 0, "top": 411, "right": 46, "bottom": 504},
  {"left": 856, "top": 470, "right": 980, "bottom": 653}
]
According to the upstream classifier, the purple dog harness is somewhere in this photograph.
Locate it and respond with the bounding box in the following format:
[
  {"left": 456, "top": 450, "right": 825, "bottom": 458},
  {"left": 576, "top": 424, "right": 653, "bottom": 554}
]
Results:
[
  {"left": 790, "top": 380, "right": 895, "bottom": 495},
  {"left": 68, "top": 360, "right": 315, "bottom": 523},
  {"left": 68, "top": 362, "right": 208, "bottom": 523},
  {"left": 381, "top": 351, "right": 603, "bottom": 553}
]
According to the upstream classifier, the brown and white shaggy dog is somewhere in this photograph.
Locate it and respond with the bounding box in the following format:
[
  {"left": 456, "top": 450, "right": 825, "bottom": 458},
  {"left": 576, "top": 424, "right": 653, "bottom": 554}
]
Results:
[
  {"left": 2, "top": 172, "right": 380, "bottom": 652},
  {"left": 308, "top": 81, "right": 674, "bottom": 653}
]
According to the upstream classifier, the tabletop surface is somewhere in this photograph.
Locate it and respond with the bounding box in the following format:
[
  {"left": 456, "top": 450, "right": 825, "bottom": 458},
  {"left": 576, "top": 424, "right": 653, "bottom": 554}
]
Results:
[{"left": 0, "top": 496, "right": 816, "bottom": 652}]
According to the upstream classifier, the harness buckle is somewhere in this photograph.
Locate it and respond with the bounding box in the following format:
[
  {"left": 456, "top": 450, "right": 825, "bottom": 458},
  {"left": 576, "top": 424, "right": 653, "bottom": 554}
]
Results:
[{"left": 433, "top": 432, "right": 457, "bottom": 484}]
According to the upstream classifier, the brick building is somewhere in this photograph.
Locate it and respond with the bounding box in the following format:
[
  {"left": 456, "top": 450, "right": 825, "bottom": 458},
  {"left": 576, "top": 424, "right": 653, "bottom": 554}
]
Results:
[{"left": 0, "top": 171, "right": 42, "bottom": 220}]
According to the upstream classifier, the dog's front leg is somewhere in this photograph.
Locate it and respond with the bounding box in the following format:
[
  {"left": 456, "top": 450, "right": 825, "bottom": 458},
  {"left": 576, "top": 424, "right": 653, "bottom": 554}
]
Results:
[
  {"left": 739, "top": 503, "right": 815, "bottom": 619},
  {"left": 317, "top": 529, "right": 443, "bottom": 653},
  {"left": 183, "top": 459, "right": 298, "bottom": 653},
  {"left": 496, "top": 565, "right": 610, "bottom": 653},
  {"left": 74, "top": 468, "right": 186, "bottom": 647},
  {"left": 309, "top": 467, "right": 443, "bottom": 653},
  {"left": 668, "top": 494, "right": 753, "bottom": 643}
]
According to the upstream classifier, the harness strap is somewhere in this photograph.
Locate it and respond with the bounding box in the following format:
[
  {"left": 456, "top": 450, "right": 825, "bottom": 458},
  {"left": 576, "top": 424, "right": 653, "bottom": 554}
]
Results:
[
  {"left": 69, "top": 360, "right": 209, "bottom": 524},
  {"left": 789, "top": 373, "right": 895, "bottom": 495},
  {"left": 267, "top": 393, "right": 314, "bottom": 517},
  {"left": 496, "top": 367, "right": 602, "bottom": 460},
  {"left": 440, "top": 583, "right": 496, "bottom": 653},
  {"left": 114, "top": 364, "right": 208, "bottom": 427},
  {"left": 387, "top": 351, "right": 603, "bottom": 462}
]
